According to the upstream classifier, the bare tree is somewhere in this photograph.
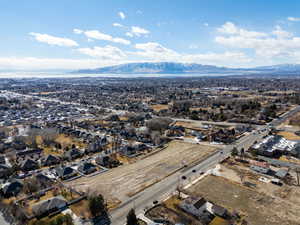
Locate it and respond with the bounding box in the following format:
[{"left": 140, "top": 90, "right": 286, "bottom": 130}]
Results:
[{"left": 146, "top": 117, "right": 173, "bottom": 134}]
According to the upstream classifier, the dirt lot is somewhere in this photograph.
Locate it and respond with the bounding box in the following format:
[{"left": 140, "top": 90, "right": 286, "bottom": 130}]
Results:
[
  {"left": 151, "top": 104, "right": 169, "bottom": 112},
  {"left": 187, "top": 175, "right": 300, "bottom": 225},
  {"left": 278, "top": 110, "right": 300, "bottom": 128},
  {"left": 277, "top": 131, "right": 300, "bottom": 141},
  {"left": 69, "top": 141, "right": 218, "bottom": 205}
]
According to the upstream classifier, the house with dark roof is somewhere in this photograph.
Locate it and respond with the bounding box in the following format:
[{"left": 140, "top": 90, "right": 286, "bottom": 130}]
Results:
[
  {"left": 2, "top": 179, "right": 23, "bottom": 197},
  {"left": 36, "top": 173, "right": 54, "bottom": 188},
  {"left": 32, "top": 195, "right": 67, "bottom": 217},
  {"left": 95, "top": 155, "right": 120, "bottom": 168},
  {"left": 55, "top": 166, "right": 77, "bottom": 180},
  {"left": 41, "top": 154, "right": 61, "bottom": 166},
  {"left": 78, "top": 162, "right": 97, "bottom": 175},
  {"left": 19, "top": 158, "right": 39, "bottom": 171},
  {"left": 64, "top": 148, "right": 82, "bottom": 161},
  {"left": 0, "top": 164, "right": 10, "bottom": 178},
  {"left": 250, "top": 165, "right": 270, "bottom": 174}
]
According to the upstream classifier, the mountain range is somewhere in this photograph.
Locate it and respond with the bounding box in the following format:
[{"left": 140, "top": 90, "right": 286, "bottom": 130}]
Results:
[{"left": 73, "top": 62, "right": 300, "bottom": 75}]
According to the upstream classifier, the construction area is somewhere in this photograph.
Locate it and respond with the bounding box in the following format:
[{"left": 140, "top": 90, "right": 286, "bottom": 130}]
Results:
[{"left": 68, "top": 140, "right": 218, "bottom": 206}]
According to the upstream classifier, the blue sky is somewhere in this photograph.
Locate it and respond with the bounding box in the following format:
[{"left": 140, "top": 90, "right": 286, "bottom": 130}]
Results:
[{"left": 1, "top": 0, "right": 300, "bottom": 70}]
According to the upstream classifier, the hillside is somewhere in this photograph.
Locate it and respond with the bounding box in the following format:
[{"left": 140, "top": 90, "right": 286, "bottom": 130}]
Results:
[{"left": 73, "top": 62, "right": 300, "bottom": 75}]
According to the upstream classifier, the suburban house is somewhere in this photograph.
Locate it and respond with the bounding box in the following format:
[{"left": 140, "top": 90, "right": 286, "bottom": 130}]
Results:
[
  {"left": 250, "top": 165, "right": 270, "bottom": 174},
  {"left": 95, "top": 155, "right": 120, "bottom": 168},
  {"left": 1, "top": 179, "right": 23, "bottom": 197},
  {"left": 19, "top": 158, "right": 39, "bottom": 171},
  {"left": 41, "top": 154, "right": 61, "bottom": 166},
  {"left": 180, "top": 197, "right": 214, "bottom": 218},
  {"left": 78, "top": 161, "right": 97, "bottom": 175},
  {"left": 180, "top": 196, "right": 228, "bottom": 222},
  {"left": 64, "top": 148, "right": 82, "bottom": 161},
  {"left": 0, "top": 164, "right": 10, "bottom": 178},
  {"left": 32, "top": 195, "right": 67, "bottom": 217},
  {"left": 55, "top": 166, "right": 77, "bottom": 180},
  {"left": 35, "top": 173, "right": 54, "bottom": 188}
]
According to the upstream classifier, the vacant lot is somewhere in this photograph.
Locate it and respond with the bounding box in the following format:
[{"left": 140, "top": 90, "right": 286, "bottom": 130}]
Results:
[
  {"left": 187, "top": 175, "right": 300, "bottom": 225},
  {"left": 69, "top": 141, "right": 218, "bottom": 205},
  {"left": 151, "top": 104, "right": 169, "bottom": 112},
  {"left": 277, "top": 131, "right": 300, "bottom": 141}
]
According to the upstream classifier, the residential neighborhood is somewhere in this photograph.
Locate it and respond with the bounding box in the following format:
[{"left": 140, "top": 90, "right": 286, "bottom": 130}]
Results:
[{"left": 0, "top": 76, "right": 300, "bottom": 225}]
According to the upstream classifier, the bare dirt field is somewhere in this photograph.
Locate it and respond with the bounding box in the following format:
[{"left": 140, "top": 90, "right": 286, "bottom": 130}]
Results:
[
  {"left": 277, "top": 131, "right": 300, "bottom": 141},
  {"left": 278, "top": 110, "right": 300, "bottom": 129},
  {"left": 150, "top": 104, "right": 169, "bottom": 112},
  {"left": 187, "top": 175, "right": 300, "bottom": 225},
  {"left": 69, "top": 141, "right": 218, "bottom": 205}
]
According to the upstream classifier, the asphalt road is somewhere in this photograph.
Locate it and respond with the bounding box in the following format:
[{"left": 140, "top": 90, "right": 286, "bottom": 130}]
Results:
[{"left": 110, "top": 105, "right": 300, "bottom": 225}]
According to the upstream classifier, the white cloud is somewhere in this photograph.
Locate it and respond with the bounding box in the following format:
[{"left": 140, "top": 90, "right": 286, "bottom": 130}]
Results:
[
  {"left": 112, "top": 37, "right": 130, "bottom": 45},
  {"left": 203, "top": 23, "right": 209, "bottom": 27},
  {"left": 133, "top": 42, "right": 179, "bottom": 59},
  {"left": 113, "top": 23, "right": 124, "bottom": 28},
  {"left": 78, "top": 45, "right": 126, "bottom": 60},
  {"left": 130, "top": 26, "right": 150, "bottom": 37},
  {"left": 217, "top": 22, "right": 267, "bottom": 38},
  {"left": 84, "top": 30, "right": 112, "bottom": 41},
  {"left": 288, "top": 17, "right": 300, "bottom": 22},
  {"left": 29, "top": 32, "right": 78, "bottom": 47},
  {"left": 181, "top": 52, "right": 251, "bottom": 65},
  {"left": 118, "top": 12, "right": 126, "bottom": 20},
  {"left": 73, "top": 29, "right": 83, "bottom": 34},
  {"left": 126, "top": 32, "right": 134, "bottom": 37},
  {"left": 131, "top": 42, "right": 250, "bottom": 66},
  {"left": 272, "top": 26, "right": 293, "bottom": 39},
  {"left": 76, "top": 30, "right": 130, "bottom": 45},
  {"left": 215, "top": 22, "right": 300, "bottom": 59}
]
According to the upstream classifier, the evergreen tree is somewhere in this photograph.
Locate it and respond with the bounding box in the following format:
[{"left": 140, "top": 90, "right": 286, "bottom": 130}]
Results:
[
  {"left": 126, "top": 209, "right": 139, "bottom": 225},
  {"left": 88, "top": 194, "right": 107, "bottom": 218}
]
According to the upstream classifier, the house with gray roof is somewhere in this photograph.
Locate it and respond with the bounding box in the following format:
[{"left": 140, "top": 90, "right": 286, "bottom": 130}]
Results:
[
  {"left": 55, "top": 166, "right": 77, "bottom": 180},
  {"left": 41, "top": 154, "right": 61, "bottom": 166},
  {"left": 32, "top": 195, "right": 67, "bottom": 217},
  {"left": 78, "top": 162, "right": 97, "bottom": 175}
]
